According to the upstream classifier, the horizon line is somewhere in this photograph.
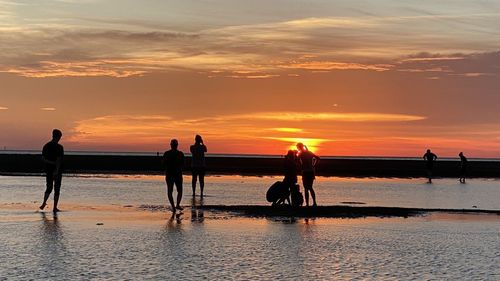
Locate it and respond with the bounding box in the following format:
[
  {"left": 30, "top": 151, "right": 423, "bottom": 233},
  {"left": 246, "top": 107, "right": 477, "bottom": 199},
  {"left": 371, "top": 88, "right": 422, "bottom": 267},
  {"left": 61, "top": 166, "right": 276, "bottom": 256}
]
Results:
[{"left": 1, "top": 149, "right": 500, "bottom": 161}]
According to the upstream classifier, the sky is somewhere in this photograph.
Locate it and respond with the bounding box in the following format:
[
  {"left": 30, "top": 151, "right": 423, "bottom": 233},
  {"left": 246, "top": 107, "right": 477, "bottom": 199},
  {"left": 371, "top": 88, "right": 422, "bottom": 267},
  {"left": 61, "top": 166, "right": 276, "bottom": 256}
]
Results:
[{"left": 1, "top": 0, "right": 500, "bottom": 157}]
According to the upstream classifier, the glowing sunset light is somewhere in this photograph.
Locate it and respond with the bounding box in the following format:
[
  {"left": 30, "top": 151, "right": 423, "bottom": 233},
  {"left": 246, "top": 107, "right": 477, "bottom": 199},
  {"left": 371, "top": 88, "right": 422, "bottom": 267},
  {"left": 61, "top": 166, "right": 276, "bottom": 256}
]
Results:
[
  {"left": 264, "top": 137, "right": 330, "bottom": 153},
  {"left": 40, "top": 107, "right": 56, "bottom": 111},
  {"left": 241, "top": 112, "right": 426, "bottom": 122},
  {"left": 272, "top": 128, "right": 303, "bottom": 133},
  {"left": 0, "top": 106, "right": 8, "bottom": 110}
]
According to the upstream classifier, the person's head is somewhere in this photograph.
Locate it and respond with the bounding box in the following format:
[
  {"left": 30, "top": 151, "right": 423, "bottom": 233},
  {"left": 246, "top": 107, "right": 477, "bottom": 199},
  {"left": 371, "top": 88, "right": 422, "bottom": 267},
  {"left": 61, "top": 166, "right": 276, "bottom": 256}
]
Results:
[
  {"left": 459, "top": 152, "right": 463, "bottom": 157},
  {"left": 427, "top": 149, "right": 431, "bottom": 153},
  {"left": 286, "top": 150, "right": 295, "bottom": 160},
  {"left": 170, "top": 139, "right": 179, "bottom": 150},
  {"left": 296, "top": 142, "right": 305, "bottom": 151},
  {"left": 52, "top": 129, "right": 62, "bottom": 142},
  {"left": 195, "top": 134, "right": 203, "bottom": 144}
]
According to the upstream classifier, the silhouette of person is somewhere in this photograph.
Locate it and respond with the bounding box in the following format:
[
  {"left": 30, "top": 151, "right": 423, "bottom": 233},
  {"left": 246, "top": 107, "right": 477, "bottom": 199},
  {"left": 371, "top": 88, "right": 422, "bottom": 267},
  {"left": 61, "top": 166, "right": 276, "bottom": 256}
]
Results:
[
  {"left": 459, "top": 152, "right": 468, "bottom": 183},
  {"left": 296, "top": 143, "right": 320, "bottom": 207},
  {"left": 423, "top": 149, "right": 437, "bottom": 183},
  {"left": 163, "top": 139, "right": 185, "bottom": 213},
  {"left": 190, "top": 135, "right": 207, "bottom": 197},
  {"left": 39, "top": 129, "right": 64, "bottom": 212},
  {"left": 282, "top": 150, "right": 298, "bottom": 204}
]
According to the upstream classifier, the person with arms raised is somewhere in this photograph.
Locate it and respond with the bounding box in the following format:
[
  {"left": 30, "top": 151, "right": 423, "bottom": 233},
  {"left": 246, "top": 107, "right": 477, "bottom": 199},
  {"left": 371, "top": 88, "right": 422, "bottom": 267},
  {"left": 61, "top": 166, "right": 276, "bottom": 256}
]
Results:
[
  {"left": 296, "top": 143, "right": 320, "bottom": 207},
  {"left": 190, "top": 135, "right": 207, "bottom": 198}
]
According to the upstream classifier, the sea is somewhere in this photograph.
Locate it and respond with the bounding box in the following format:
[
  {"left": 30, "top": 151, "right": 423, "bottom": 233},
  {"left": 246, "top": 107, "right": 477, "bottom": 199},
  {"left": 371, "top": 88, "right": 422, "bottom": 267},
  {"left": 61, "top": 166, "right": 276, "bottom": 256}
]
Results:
[{"left": 0, "top": 174, "right": 499, "bottom": 280}]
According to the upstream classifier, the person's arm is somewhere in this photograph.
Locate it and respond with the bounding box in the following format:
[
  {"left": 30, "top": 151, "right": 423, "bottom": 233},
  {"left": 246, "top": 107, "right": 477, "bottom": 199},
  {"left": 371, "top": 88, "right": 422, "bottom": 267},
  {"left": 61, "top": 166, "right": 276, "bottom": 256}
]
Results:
[
  {"left": 54, "top": 157, "right": 62, "bottom": 175},
  {"left": 161, "top": 152, "right": 167, "bottom": 169},
  {"left": 203, "top": 145, "right": 207, "bottom": 153},
  {"left": 54, "top": 146, "right": 63, "bottom": 175},
  {"left": 42, "top": 146, "right": 56, "bottom": 165},
  {"left": 42, "top": 156, "right": 56, "bottom": 165},
  {"left": 433, "top": 154, "right": 438, "bottom": 161}
]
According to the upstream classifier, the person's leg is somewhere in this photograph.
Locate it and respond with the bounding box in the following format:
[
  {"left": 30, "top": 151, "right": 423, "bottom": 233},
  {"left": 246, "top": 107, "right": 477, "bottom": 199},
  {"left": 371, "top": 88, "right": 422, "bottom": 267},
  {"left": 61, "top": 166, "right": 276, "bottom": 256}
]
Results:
[
  {"left": 175, "top": 176, "right": 183, "bottom": 210},
  {"left": 191, "top": 169, "right": 197, "bottom": 197},
  {"left": 199, "top": 169, "right": 205, "bottom": 198},
  {"left": 303, "top": 177, "right": 310, "bottom": 206},
  {"left": 40, "top": 171, "right": 54, "bottom": 210},
  {"left": 53, "top": 174, "right": 62, "bottom": 212},
  {"left": 309, "top": 180, "right": 317, "bottom": 207},
  {"left": 166, "top": 177, "right": 175, "bottom": 212}
]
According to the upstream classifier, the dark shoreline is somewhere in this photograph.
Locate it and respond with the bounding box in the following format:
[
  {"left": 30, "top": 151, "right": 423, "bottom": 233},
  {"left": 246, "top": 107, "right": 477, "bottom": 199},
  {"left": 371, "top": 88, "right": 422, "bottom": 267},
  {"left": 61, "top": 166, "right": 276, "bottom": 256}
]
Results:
[
  {"left": 198, "top": 205, "right": 500, "bottom": 218},
  {"left": 2, "top": 153, "right": 500, "bottom": 178}
]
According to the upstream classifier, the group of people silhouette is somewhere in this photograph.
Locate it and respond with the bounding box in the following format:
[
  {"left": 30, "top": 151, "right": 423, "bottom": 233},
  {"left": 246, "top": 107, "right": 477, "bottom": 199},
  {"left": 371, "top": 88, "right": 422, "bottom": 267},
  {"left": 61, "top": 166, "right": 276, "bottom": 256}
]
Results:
[
  {"left": 161, "top": 135, "right": 207, "bottom": 212},
  {"left": 39, "top": 129, "right": 468, "bottom": 213},
  {"left": 423, "top": 149, "right": 468, "bottom": 184}
]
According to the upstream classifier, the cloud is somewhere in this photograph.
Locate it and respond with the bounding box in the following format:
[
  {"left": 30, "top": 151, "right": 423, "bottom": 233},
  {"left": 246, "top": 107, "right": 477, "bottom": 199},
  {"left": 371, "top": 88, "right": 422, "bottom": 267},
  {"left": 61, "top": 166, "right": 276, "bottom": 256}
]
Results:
[
  {"left": 270, "top": 128, "right": 303, "bottom": 133},
  {"left": 395, "top": 51, "right": 500, "bottom": 78},
  {"left": 40, "top": 107, "right": 56, "bottom": 111},
  {"left": 280, "top": 61, "right": 391, "bottom": 71},
  {"left": 231, "top": 112, "right": 426, "bottom": 122},
  {"left": 0, "top": 106, "right": 8, "bottom": 110},
  {"left": 1, "top": 3, "right": 500, "bottom": 78}
]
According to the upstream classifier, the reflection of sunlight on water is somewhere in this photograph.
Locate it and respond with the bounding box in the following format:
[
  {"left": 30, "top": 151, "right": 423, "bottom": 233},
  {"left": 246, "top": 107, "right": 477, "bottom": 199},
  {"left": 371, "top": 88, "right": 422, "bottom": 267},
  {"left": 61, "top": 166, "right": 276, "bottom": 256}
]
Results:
[{"left": 1, "top": 207, "right": 499, "bottom": 279}]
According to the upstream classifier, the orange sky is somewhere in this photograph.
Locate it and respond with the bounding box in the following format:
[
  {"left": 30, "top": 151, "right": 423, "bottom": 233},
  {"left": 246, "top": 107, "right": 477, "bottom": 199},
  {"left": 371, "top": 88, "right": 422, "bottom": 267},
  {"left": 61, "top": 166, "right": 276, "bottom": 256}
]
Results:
[{"left": 1, "top": 1, "right": 500, "bottom": 157}]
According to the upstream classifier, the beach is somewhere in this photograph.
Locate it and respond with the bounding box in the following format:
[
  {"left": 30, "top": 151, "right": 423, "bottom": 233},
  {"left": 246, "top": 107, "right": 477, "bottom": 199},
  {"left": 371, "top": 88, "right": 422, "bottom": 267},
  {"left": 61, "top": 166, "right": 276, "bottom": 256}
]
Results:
[{"left": 1, "top": 174, "right": 499, "bottom": 279}]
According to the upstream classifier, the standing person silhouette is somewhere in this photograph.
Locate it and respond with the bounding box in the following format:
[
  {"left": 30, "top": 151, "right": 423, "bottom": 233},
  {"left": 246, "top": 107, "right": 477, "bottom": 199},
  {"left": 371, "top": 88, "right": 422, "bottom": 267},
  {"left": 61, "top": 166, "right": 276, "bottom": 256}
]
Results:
[
  {"left": 283, "top": 150, "right": 298, "bottom": 190},
  {"left": 163, "top": 139, "right": 185, "bottom": 213},
  {"left": 459, "top": 152, "right": 468, "bottom": 183},
  {"left": 296, "top": 143, "right": 320, "bottom": 207},
  {"left": 190, "top": 135, "right": 207, "bottom": 198},
  {"left": 283, "top": 150, "right": 299, "bottom": 205},
  {"left": 39, "top": 129, "right": 64, "bottom": 213},
  {"left": 423, "top": 149, "right": 438, "bottom": 183}
]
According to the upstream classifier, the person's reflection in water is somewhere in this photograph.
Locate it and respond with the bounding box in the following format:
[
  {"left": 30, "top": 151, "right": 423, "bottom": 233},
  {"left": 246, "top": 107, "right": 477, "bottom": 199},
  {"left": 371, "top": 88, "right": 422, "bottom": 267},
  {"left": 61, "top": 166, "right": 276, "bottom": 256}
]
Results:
[
  {"left": 41, "top": 212, "right": 62, "bottom": 238},
  {"left": 39, "top": 212, "right": 66, "bottom": 271},
  {"left": 167, "top": 212, "right": 183, "bottom": 229},
  {"left": 190, "top": 197, "right": 204, "bottom": 223}
]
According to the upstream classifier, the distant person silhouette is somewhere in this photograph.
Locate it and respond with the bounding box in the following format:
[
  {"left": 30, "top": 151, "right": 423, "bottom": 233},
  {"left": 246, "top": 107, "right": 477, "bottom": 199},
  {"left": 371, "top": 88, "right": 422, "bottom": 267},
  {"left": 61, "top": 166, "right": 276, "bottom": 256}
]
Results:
[
  {"left": 423, "top": 149, "right": 437, "bottom": 183},
  {"left": 296, "top": 143, "right": 320, "bottom": 207},
  {"left": 190, "top": 135, "right": 207, "bottom": 197},
  {"left": 39, "top": 129, "right": 64, "bottom": 212},
  {"left": 163, "top": 139, "right": 185, "bottom": 213},
  {"left": 459, "top": 152, "right": 468, "bottom": 183}
]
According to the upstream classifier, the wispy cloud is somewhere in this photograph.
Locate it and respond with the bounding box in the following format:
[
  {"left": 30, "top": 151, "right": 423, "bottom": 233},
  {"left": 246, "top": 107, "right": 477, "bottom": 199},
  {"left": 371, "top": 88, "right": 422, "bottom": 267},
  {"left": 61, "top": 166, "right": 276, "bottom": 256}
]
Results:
[
  {"left": 0, "top": 106, "right": 8, "bottom": 110},
  {"left": 231, "top": 112, "right": 426, "bottom": 122},
  {"left": 280, "top": 61, "right": 391, "bottom": 71},
  {"left": 1, "top": 1, "right": 500, "bottom": 78},
  {"left": 40, "top": 107, "right": 56, "bottom": 111},
  {"left": 270, "top": 128, "right": 304, "bottom": 133}
]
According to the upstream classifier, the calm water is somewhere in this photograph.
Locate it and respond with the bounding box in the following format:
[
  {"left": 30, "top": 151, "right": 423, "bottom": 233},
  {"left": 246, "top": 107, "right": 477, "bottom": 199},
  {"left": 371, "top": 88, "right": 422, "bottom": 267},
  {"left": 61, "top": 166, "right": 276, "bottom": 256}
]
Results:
[
  {"left": 1, "top": 175, "right": 499, "bottom": 280},
  {"left": 1, "top": 212, "right": 499, "bottom": 280},
  {"left": 1, "top": 175, "right": 499, "bottom": 209}
]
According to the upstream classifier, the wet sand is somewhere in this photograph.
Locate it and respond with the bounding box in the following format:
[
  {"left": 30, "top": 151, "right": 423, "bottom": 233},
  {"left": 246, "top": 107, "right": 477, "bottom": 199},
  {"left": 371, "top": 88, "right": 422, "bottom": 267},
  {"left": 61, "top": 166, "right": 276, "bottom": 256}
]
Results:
[
  {"left": 197, "top": 205, "right": 500, "bottom": 218},
  {"left": 3, "top": 202, "right": 499, "bottom": 224},
  {"left": 2, "top": 201, "right": 499, "bottom": 279}
]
